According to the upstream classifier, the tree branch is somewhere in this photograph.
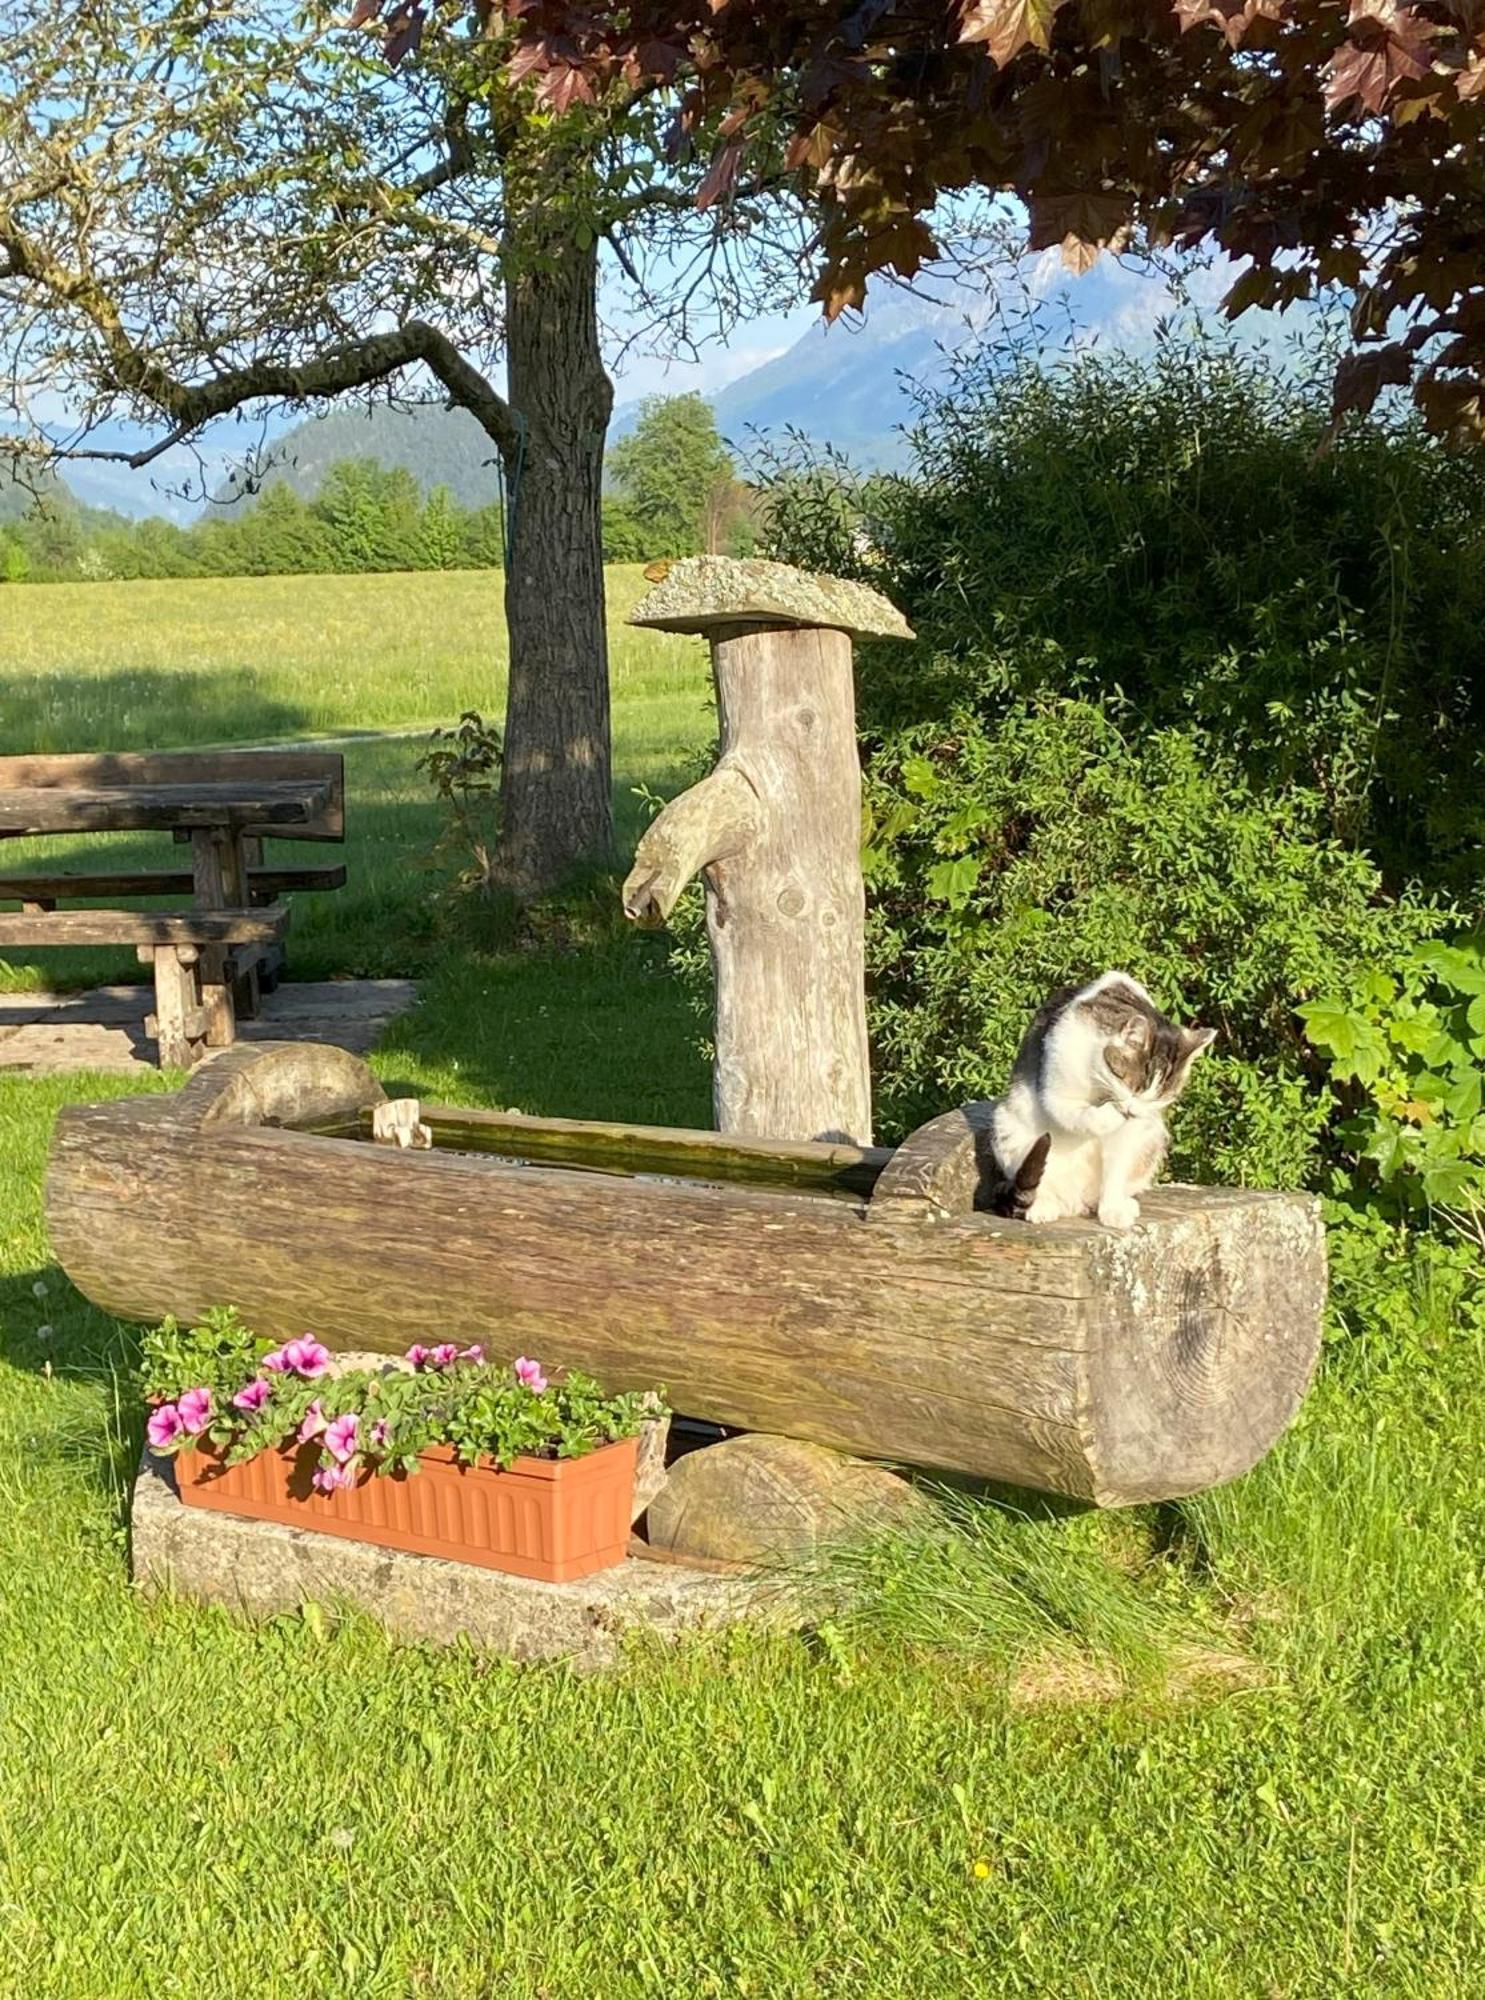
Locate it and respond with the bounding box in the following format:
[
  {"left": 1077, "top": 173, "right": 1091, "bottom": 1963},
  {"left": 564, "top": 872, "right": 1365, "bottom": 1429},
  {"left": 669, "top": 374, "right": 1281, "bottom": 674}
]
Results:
[{"left": 1, "top": 195, "right": 521, "bottom": 457}]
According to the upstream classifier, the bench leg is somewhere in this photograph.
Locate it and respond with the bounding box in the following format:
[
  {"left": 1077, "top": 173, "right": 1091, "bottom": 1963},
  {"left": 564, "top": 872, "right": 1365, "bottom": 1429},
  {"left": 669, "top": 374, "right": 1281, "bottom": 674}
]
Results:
[
  {"left": 146, "top": 945, "right": 209, "bottom": 1069},
  {"left": 199, "top": 946, "right": 238, "bottom": 1048},
  {"left": 230, "top": 947, "right": 263, "bottom": 1020}
]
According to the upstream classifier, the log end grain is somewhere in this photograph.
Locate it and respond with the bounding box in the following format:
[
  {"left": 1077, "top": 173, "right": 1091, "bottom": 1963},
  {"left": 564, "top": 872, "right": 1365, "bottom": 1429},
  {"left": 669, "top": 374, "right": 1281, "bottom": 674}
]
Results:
[{"left": 1083, "top": 1186, "right": 1326, "bottom": 1505}]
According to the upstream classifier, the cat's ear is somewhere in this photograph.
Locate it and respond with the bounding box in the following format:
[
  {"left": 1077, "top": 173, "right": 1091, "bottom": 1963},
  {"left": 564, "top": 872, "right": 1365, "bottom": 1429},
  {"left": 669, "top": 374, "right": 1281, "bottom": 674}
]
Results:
[
  {"left": 1181, "top": 1026, "right": 1217, "bottom": 1061},
  {"left": 1105, "top": 1043, "right": 1135, "bottom": 1083}
]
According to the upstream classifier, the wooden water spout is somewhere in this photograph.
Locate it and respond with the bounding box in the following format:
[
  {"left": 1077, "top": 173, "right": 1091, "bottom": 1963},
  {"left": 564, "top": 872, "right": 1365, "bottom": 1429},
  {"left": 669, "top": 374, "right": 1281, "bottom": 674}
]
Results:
[{"left": 621, "top": 557, "right": 913, "bottom": 1145}]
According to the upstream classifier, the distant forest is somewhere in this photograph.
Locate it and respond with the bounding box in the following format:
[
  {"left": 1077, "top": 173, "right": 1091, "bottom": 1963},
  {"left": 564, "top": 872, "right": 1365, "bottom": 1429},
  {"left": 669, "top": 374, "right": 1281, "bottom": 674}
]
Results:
[{"left": 0, "top": 394, "right": 755, "bottom": 583}]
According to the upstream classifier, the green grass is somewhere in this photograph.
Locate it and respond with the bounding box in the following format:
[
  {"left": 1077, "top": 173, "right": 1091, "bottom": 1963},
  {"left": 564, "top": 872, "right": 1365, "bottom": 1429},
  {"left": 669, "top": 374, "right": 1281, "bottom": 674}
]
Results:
[
  {"left": 0, "top": 566, "right": 711, "bottom": 994},
  {"left": 1, "top": 573, "right": 1482, "bottom": 1996}
]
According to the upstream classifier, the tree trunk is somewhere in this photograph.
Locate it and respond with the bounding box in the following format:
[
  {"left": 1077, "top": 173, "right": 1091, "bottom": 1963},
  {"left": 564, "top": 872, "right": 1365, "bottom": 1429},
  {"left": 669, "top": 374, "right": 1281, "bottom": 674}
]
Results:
[{"left": 495, "top": 231, "right": 614, "bottom": 898}]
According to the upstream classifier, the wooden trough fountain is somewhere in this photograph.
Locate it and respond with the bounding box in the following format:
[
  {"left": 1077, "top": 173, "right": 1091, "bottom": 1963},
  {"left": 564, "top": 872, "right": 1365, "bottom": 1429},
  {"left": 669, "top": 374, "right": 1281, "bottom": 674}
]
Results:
[
  {"left": 45, "top": 558, "right": 1324, "bottom": 1555},
  {"left": 45, "top": 1039, "right": 1324, "bottom": 1507}
]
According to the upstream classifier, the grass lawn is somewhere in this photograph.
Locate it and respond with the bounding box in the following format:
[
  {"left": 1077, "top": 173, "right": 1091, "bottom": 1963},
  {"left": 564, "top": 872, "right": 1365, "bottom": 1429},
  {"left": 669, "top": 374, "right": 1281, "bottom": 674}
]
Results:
[{"left": 1, "top": 572, "right": 1482, "bottom": 1996}]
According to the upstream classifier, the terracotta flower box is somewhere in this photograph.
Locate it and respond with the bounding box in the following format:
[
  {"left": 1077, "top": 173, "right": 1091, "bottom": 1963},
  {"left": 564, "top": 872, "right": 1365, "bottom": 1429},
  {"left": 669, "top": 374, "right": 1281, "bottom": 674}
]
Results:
[{"left": 173, "top": 1433, "right": 639, "bottom": 1583}]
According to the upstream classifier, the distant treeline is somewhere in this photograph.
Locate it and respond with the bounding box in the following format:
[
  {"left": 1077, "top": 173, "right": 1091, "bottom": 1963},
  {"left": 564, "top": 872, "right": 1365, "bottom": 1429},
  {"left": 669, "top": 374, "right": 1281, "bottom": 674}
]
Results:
[
  {"left": 0, "top": 460, "right": 507, "bottom": 584},
  {"left": 1, "top": 394, "right": 757, "bottom": 584}
]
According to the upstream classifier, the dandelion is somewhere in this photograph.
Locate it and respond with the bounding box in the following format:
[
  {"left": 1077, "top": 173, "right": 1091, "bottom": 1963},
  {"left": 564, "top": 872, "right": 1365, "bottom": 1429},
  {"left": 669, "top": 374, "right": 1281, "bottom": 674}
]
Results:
[
  {"left": 147, "top": 1404, "right": 184, "bottom": 1451},
  {"left": 36, "top": 1324, "right": 53, "bottom": 1342},
  {"left": 513, "top": 1356, "right": 547, "bottom": 1393},
  {"left": 177, "top": 1386, "right": 213, "bottom": 1434},
  {"left": 232, "top": 1377, "right": 271, "bottom": 1414},
  {"left": 32, "top": 1279, "right": 48, "bottom": 1300}
]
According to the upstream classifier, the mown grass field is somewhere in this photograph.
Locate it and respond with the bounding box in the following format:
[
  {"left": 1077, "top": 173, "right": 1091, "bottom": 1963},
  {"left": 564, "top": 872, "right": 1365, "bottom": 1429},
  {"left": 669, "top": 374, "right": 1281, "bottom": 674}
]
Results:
[{"left": 0, "top": 571, "right": 1481, "bottom": 1997}]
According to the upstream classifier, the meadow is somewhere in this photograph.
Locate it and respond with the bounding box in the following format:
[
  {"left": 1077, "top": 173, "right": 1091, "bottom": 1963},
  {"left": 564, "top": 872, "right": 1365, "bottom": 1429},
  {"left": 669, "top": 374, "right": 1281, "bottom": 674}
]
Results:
[{"left": 0, "top": 571, "right": 1480, "bottom": 1996}]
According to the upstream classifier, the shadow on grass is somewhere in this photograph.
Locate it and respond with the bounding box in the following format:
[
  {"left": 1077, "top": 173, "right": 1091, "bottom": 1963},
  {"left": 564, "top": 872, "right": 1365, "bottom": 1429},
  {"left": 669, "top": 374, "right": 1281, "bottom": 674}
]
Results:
[{"left": 0, "top": 663, "right": 315, "bottom": 757}]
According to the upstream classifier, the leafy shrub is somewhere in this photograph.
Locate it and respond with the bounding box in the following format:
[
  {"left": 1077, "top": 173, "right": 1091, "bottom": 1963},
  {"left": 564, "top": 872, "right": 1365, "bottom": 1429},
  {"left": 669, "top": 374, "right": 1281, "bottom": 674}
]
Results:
[
  {"left": 676, "top": 331, "right": 1480, "bottom": 1196},
  {"left": 766, "top": 334, "right": 1485, "bottom": 905},
  {"left": 418, "top": 710, "right": 503, "bottom": 898},
  {"left": 1300, "top": 935, "right": 1485, "bottom": 1213},
  {"left": 860, "top": 698, "right": 1432, "bottom": 1183}
]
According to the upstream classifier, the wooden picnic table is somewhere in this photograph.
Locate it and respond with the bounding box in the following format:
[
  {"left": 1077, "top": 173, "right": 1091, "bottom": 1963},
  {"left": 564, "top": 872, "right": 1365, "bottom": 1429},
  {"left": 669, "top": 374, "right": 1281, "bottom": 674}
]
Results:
[
  {"left": 0, "top": 778, "right": 333, "bottom": 838},
  {"left": 0, "top": 753, "right": 346, "bottom": 1066}
]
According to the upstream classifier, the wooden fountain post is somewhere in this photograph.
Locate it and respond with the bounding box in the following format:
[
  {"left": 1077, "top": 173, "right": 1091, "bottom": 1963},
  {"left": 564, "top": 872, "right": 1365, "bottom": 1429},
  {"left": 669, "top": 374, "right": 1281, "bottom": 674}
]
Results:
[{"left": 622, "top": 557, "right": 913, "bottom": 1146}]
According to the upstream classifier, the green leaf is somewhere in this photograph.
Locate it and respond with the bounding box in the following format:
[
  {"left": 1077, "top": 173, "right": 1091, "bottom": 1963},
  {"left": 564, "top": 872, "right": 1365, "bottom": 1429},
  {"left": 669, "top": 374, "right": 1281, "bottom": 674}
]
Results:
[
  {"left": 1421, "top": 1162, "right": 1482, "bottom": 1205},
  {"left": 1416, "top": 939, "right": 1485, "bottom": 996},
  {"left": 926, "top": 856, "right": 981, "bottom": 909},
  {"left": 900, "top": 756, "right": 941, "bottom": 800},
  {"left": 1297, "top": 1001, "right": 1360, "bottom": 1058},
  {"left": 1445, "top": 1069, "right": 1482, "bottom": 1123}
]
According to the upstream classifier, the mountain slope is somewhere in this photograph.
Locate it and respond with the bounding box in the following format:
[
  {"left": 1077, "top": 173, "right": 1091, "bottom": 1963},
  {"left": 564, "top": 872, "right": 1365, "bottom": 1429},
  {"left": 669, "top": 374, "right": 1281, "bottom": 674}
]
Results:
[{"left": 44, "top": 252, "right": 1304, "bottom": 516}]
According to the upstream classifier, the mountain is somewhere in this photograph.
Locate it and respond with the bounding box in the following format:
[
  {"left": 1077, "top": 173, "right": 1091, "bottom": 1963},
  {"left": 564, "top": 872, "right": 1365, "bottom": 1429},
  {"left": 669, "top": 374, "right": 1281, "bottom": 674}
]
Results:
[
  {"left": 34, "top": 252, "right": 1304, "bottom": 518},
  {"left": 213, "top": 401, "right": 505, "bottom": 512},
  {"left": 709, "top": 252, "right": 1293, "bottom": 467}
]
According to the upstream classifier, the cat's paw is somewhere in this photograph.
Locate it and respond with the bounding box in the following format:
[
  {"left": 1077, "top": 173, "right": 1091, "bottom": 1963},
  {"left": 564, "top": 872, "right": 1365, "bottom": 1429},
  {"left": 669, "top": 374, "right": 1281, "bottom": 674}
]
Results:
[
  {"left": 1097, "top": 1193, "right": 1141, "bottom": 1231},
  {"left": 1024, "top": 1193, "right": 1068, "bottom": 1225},
  {"left": 1085, "top": 1103, "right": 1128, "bottom": 1139}
]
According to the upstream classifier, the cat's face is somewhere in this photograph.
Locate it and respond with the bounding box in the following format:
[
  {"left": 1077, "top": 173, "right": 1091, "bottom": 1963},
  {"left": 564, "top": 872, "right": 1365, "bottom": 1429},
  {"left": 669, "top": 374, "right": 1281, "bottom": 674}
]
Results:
[{"left": 1082, "top": 983, "right": 1216, "bottom": 1113}]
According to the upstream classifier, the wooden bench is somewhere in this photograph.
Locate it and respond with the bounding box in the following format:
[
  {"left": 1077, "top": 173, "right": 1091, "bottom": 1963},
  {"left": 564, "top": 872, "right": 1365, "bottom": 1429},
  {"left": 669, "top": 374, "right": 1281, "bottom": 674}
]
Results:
[
  {"left": 0, "top": 905, "right": 290, "bottom": 1066},
  {"left": 0, "top": 750, "right": 345, "bottom": 839},
  {"left": 0, "top": 750, "right": 345, "bottom": 1066}
]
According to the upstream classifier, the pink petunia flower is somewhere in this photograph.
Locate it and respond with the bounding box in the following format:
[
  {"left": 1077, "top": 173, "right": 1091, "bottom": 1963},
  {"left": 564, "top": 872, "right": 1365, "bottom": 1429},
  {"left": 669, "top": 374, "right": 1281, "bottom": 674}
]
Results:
[
  {"left": 369, "top": 1418, "right": 389, "bottom": 1448},
  {"left": 405, "top": 1344, "right": 432, "bottom": 1369},
  {"left": 297, "top": 1399, "right": 327, "bottom": 1443},
  {"left": 431, "top": 1343, "right": 460, "bottom": 1369},
  {"left": 177, "top": 1386, "right": 213, "bottom": 1435},
  {"left": 459, "top": 1345, "right": 484, "bottom": 1364},
  {"left": 232, "top": 1377, "right": 271, "bottom": 1414},
  {"left": 313, "top": 1463, "right": 355, "bottom": 1494},
  {"left": 283, "top": 1337, "right": 331, "bottom": 1378},
  {"left": 325, "top": 1413, "right": 360, "bottom": 1463},
  {"left": 513, "top": 1356, "right": 548, "bottom": 1393},
  {"left": 147, "top": 1403, "right": 184, "bottom": 1451}
]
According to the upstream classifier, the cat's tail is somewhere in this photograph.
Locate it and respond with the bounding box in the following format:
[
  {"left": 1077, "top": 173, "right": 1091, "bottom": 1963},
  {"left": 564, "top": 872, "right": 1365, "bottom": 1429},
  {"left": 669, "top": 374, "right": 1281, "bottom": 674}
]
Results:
[{"left": 985, "top": 1132, "right": 1051, "bottom": 1220}]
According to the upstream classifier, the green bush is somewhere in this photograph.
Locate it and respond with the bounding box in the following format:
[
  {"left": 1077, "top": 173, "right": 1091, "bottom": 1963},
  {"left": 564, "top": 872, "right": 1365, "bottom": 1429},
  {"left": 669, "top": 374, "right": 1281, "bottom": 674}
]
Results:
[
  {"left": 860, "top": 698, "right": 1432, "bottom": 1183},
  {"left": 1299, "top": 934, "right": 1485, "bottom": 1214},
  {"left": 768, "top": 335, "right": 1485, "bottom": 905},
  {"left": 678, "top": 333, "right": 1483, "bottom": 1194}
]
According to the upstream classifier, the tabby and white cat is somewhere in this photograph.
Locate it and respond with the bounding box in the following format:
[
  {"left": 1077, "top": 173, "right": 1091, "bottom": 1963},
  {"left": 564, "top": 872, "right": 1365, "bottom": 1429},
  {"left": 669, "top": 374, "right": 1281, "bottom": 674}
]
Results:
[{"left": 986, "top": 973, "right": 1215, "bottom": 1230}]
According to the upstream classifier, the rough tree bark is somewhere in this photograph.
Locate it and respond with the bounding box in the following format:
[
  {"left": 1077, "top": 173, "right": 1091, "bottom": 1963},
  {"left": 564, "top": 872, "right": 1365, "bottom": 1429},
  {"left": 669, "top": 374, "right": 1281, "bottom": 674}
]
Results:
[
  {"left": 495, "top": 225, "right": 615, "bottom": 898},
  {"left": 622, "top": 558, "right": 913, "bottom": 1145}
]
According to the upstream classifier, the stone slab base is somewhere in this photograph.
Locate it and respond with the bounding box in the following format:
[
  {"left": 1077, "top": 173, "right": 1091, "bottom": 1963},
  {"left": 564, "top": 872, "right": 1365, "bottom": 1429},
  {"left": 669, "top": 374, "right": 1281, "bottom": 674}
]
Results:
[
  {"left": 0, "top": 978, "right": 416, "bottom": 1073},
  {"left": 131, "top": 1453, "right": 784, "bottom": 1668}
]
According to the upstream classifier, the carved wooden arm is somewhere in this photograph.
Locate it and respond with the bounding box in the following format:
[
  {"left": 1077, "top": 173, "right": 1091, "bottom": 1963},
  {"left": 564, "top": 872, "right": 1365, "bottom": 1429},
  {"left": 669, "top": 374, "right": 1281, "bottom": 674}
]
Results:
[{"left": 621, "top": 764, "right": 762, "bottom": 926}]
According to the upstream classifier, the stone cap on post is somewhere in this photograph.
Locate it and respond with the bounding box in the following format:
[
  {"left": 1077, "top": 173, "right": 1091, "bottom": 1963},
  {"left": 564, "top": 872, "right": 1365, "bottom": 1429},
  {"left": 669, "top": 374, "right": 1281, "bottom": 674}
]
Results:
[{"left": 627, "top": 555, "right": 914, "bottom": 641}]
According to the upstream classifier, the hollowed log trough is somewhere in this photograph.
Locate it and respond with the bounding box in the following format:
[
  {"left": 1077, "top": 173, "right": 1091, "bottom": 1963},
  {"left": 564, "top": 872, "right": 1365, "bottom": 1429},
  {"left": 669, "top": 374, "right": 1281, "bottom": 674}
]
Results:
[{"left": 45, "top": 1043, "right": 1325, "bottom": 1507}]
